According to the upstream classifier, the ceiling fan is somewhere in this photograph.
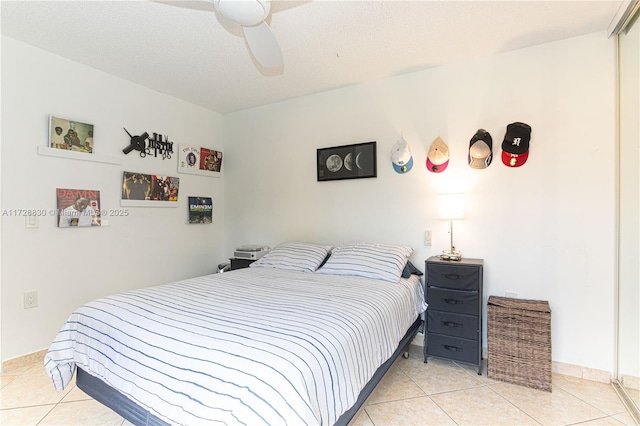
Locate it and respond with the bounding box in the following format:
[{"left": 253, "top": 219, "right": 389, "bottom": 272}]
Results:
[{"left": 211, "top": 0, "right": 283, "bottom": 69}]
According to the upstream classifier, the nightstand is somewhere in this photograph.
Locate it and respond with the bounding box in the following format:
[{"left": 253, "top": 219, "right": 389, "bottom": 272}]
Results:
[
  {"left": 229, "top": 258, "right": 256, "bottom": 271},
  {"left": 424, "top": 256, "right": 484, "bottom": 374}
]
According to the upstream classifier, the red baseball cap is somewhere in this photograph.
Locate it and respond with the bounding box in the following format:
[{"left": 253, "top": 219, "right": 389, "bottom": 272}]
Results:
[
  {"left": 501, "top": 150, "right": 529, "bottom": 167},
  {"left": 501, "top": 122, "right": 531, "bottom": 167}
]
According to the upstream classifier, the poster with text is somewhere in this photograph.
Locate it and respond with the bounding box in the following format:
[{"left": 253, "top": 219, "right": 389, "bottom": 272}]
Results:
[
  {"left": 56, "top": 188, "right": 101, "bottom": 227},
  {"left": 188, "top": 196, "right": 213, "bottom": 224},
  {"left": 179, "top": 145, "right": 200, "bottom": 170}
]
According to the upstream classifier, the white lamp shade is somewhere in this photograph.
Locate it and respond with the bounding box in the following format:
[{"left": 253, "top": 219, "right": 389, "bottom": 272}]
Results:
[{"left": 438, "top": 194, "right": 465, "bottom": 220}]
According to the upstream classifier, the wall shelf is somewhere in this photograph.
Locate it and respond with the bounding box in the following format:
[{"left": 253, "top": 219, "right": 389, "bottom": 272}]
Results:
[
  {"left": 177, "top": 168, "right": 222, "bottom": 178},
  {"left": 38, "top": 146, "right": 120, "bottom": 165}
]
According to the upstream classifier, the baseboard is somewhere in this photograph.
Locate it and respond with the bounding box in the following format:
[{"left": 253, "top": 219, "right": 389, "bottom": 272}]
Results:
[
  {"left": 621, "top": 374, "right": 640, "bottom": 391},
  {"left": 552, "top": 360, "right": 612, "bottom": 384},
  {"left": 411, "top": 340, "right": 613, "bottom": 384},
  {"left": 1, "top": 348, "right": 48, "bottom": 375}
]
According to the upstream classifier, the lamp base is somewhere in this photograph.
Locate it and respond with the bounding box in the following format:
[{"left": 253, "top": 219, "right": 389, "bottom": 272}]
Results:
[{"left": 440, "top": 249, "right": 462, "bottom": 261}]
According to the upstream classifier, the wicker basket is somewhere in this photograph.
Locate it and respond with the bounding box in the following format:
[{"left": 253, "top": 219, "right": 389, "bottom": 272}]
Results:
[{"left": 487, "top": 296, "right": 552, "bottom": 392}]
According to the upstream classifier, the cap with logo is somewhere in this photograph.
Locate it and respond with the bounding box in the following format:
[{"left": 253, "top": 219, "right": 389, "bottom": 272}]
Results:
[
  {"left": 391, "top": 136, "right": 414, "bottom": 173},
  {"left": 502, "top": 122, "right": 532, "bottom": 167},
  {"left": 468, "top": 129, "right": 493, "bottom": 169},
  {"left": 426, "top": 136, "right": 449, "bottom": 173}
]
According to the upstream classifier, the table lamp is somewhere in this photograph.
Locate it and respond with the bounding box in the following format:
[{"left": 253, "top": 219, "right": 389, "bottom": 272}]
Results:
[{"left": 438, "top": 193, "right": 465, "bottom": 261}]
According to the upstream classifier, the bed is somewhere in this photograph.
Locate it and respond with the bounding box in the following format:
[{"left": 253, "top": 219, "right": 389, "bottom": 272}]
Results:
[{"left": 45, "top": 242, "right": 426, "bottom": 425}]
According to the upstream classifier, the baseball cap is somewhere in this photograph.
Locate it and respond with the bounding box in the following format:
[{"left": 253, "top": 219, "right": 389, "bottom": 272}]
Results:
[
  {"left": 501, "top": 122, "right": 532, "bottom": 167},
  {"left": 426, "top": 136, "right": 449, "bottom": 173},
  {"left": 391, "top": 136, "right": 414, "bottom": 173},
  {"left": 468, "top": 129, "right": 493, "bottom": 169}
]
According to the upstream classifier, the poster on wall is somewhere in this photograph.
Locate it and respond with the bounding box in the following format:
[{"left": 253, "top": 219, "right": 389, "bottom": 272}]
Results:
[
  {"left": 121, "top": 171, "right": 180, "bottom": 207},
  {"left": 179, "top": 145, "right": 200, "bottom": 170},
  {"left": 49, "top": 115, "right": 94, "bottom": 153},
  {"left": 317, "top": 141, "right": 377, "bottom": 182},
  {"left": 200, "top": 147, "right": 222, "bottom": 172},
  {"left": 56, "top": 188, "right": 101, "bottom": 227},
  {"left": 177, "top": 144, "right": 222, "bottom": 177},
  {"left": 188, "top": 196, "right": 213, "bottom": 224}
]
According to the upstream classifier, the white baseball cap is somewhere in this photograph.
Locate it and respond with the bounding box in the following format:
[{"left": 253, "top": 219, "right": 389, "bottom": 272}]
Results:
[{"left": 391, "top": 136, "right": 414, "bottom": 173}]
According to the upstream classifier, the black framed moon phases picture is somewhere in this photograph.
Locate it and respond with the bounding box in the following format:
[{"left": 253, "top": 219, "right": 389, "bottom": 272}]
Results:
[{"left": 317, "top": 141, "right": 377, "bottom": 182}]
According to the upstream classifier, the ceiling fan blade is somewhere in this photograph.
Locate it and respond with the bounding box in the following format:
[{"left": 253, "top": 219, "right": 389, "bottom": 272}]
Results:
[{"left": 242, "top": 22, "right": 283, "bottom": 69}]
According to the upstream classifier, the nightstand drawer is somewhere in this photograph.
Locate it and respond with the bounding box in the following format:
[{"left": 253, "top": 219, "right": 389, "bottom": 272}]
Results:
[
  {"left": 427, "top": 264, "right": 479, "bottom": 291},
  {"left": 427, "top": 310, "right": 479, "bottom": 340},
  {"left": 427, "top": 287, "right": 479, "bottom": 315},
  {"left": 426, "top": 334, "right": 478, "bottom": 364}
]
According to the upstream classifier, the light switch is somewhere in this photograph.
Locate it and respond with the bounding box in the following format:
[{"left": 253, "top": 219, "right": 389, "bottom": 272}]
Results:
[
  {"left": 424, "top": 229, "right": 432, "bottom": 246},
  {"left": 25, "top": 215, "right": 39, "bottom": 229}
]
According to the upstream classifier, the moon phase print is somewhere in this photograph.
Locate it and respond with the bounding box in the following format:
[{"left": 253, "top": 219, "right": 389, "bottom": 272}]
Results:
[{"left": 317, "top": 141, "right": 377, "bottom": 182}]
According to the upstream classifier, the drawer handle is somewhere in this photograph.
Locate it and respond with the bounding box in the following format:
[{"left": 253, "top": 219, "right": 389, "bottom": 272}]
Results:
[
  {"left": 441, "top": 321, "right": 462, "bottom": 328},
  {"left": 442, "top": 344, "right": 462, "bottom": 352},
  {"left": 444, "top": 273, "right": 462, "bottom": 279},
  {"left": 444, "top": 298, "right": 463, "bottom": 305}
]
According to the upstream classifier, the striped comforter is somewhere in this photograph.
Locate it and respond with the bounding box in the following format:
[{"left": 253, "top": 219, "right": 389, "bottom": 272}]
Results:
[{"left": 45, "top": 268, "right": 425, "bottom": 425}]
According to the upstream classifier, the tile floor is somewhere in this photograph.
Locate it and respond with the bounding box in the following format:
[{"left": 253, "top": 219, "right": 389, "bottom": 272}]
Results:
[{"left": 0, "top": 345, "right": 636, "bottom": 425}]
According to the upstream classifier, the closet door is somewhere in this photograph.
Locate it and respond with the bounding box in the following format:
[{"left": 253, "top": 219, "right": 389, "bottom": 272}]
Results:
[{"left": 617, "top": 3, "right": 640, "bottom": 418}]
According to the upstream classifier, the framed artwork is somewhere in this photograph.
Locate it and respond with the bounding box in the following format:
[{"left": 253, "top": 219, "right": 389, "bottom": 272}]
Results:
[
  {"left": 200, "top": 147, "right": 222, "bottom": 172},
  {"left": 188, "top": 196, "right": 213, "bottom": 224},
  {"left": 56, "top": 188, "right": 101, "bottom": 227},
  {"left": 121, "top": 171, "right": 180, "bottom": 207},
  {"left": 49, "top": 115, "right": 94, "bottom": 153},
  {"left": 178, "top": 144, "right": 222, "bottom": 177},
  {"left": 179, "top": 145, "right": 200, "bottom": 170},
  {"left": 317, "top": 141, "right": 377, "bottom": 182}
]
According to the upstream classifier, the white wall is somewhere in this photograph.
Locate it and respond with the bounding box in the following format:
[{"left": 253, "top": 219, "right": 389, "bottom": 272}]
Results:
[
  {"left": 223, "top": 32, "right": 618, "bottom": 372},
  {"left": 1, "top": 32, "right": 619, "bottom": 374},
  {"left": 0, "top": 36, "right": 225, "bottom": 361}
]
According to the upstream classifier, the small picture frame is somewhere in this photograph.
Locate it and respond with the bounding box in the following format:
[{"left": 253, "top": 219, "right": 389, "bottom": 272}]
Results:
[
  {"left": 188, "top": 196, "right": 213, "bottom": 224},
  {"left": 56, "top": 188, "right": 101, "bottom": 227},
  {"left": 317, "top": 141, "right": 377, "bottom": 181},
  {"left": 49, "top": 115, "right": 94, "bottom": 153}
]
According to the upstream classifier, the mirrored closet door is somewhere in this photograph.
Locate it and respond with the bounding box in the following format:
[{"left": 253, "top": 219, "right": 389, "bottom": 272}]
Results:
[{"left": 616, "top": 1, "right": 640, "bottom": 421}]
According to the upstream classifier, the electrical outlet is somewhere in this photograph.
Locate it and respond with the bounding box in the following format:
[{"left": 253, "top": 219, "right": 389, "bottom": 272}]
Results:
[
  {"left": 23, "top": 291, "right": 38, "bottom": 309},
  {"left": 505, "top": 291, "right": 518, "bottom": 299}
]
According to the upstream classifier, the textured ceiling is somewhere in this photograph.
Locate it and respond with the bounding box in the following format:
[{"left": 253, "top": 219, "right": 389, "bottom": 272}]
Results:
[{"left": 1, "top": 0, "right": 625, "bottom": 114}]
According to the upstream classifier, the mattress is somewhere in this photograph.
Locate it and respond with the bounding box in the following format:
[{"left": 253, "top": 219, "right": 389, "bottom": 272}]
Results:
[{"left": 45, "top": 267, "right": 425, "bottom": 425}]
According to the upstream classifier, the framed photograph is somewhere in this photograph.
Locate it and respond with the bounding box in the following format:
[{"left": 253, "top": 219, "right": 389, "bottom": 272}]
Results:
[
  {"left": 121, "top": 171, "right": 180, "bottom": 207},
  {"left": 56, "top": 188, "right": 101, "bottom": 227},
  {"left": 49, "top": 115, "right": 94, "bottom": 153},
  {"left": 317, "top": 141, "right": 377, "bottom": 182},
  {"left": 188, "top": 196, "right": 213, "bottom": 224}
]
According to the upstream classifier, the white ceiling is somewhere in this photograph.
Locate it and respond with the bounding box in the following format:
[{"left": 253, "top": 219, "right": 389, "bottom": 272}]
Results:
[{"left": 1, "top": 0, "right": 625, "bottom": 114}]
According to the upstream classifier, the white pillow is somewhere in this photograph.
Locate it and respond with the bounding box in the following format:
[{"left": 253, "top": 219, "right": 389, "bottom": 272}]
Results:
[
  {"left": 249, "top": 242, "right": 331, "bottom": 273},
  {"left": 316, "top": 242, "right": 413, "bottom": 283}
]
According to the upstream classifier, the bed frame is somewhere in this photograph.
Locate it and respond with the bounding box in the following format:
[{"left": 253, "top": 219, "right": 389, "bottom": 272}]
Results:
[{"left": 76, "top": 316, "right": 422, "bottom": 426}]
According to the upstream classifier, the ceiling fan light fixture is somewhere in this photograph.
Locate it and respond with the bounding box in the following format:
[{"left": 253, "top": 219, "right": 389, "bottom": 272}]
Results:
[
  {"left": 211, "top": 0, "right": 283, "bottom": 70},
  {"left": 213, "top": 0, "right": 270, "bottom": 27}
]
